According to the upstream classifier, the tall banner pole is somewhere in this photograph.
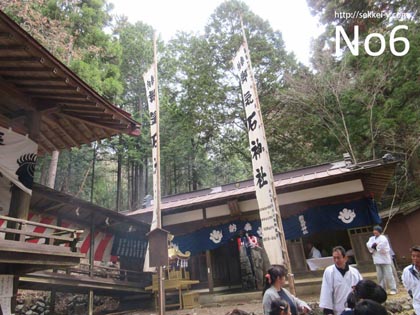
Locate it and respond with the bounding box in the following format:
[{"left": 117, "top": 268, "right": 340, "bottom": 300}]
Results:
[
  {"left": 143, "top": 33, "right": 165, "bottom": 314},
  {"left": 233, "top": 17, "right": 296, "bottom": 295}
]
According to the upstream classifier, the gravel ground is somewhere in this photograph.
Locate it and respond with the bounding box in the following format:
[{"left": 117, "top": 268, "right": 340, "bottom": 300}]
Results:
[{"left": 116, "top": 284, "right": 411, "bottom": 315}]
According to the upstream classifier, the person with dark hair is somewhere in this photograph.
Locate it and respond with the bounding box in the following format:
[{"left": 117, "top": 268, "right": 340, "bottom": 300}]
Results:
[
  {"left": 262, "top": 265, "right": 311, "bottom": 315},
  {"left": 366, "top": 225, "right": 397, "bottom": 294},
  {"left": 341, "top": 279, "right": 387, "bottom": 315},
  {"left": 269, "top": 298, "right": 291, "bottom": 315},
  {"left": 319, "top": 246, "right": 363, "bottom": 315},
  {"left": 353, "top": 300, "right": 387, "bottom": 315},
  {"left": 402, "top": 245, "right": 420, "bottom": 314}
]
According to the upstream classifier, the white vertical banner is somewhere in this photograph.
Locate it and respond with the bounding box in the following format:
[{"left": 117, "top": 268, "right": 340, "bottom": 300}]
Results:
[
  {"left": 233, "top": 43, "right": 284, "bottom": 265},
  {"left": 142, "top": 64, "right": 159, "bottom": 272},
  {"left": 0, "top": 126, "right": 38, "bottom": 215}
]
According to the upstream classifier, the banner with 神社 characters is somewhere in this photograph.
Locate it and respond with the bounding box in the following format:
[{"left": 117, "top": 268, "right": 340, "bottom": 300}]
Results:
[
  {"left": 0, "top": 126, "right": 38, "bottom": 215},
  {"left": 233, "top": 43, "right": 285, "bottom": 265},
  {"left": 172, "top": 198, "right": 380, "bottom": 255}
]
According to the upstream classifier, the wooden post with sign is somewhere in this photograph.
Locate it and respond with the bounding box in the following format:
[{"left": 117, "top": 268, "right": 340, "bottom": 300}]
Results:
[
  {"left": 143, "top": 33, "right": 166, "bottom": 314},
  {"left": 233, "top": 17, "right": 296, "bottom": 295}
]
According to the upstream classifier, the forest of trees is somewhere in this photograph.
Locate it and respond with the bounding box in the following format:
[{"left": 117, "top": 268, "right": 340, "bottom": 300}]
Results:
[{"left": 0, "top": 0, "right": 419, "bottom": 214}]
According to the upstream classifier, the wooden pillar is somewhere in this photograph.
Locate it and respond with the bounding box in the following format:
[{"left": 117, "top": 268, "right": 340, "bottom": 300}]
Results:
[
  {"left": 88, "top": 215, "right": 95, "bottom": 315},
  {"left": 8, "top": 186, "right": 31, "bottom": 222},
  {"left": 50, "top": 290, "right": 56, "bottom": 314},
  {"left": 89, "top": 215, "right": 95, "bottom": 276},
  {"left": 88, "top": 290, "right": 94, "bottom": 315},
  {"left": 205, "top": 250, "right": 214, "bottom": 293}
]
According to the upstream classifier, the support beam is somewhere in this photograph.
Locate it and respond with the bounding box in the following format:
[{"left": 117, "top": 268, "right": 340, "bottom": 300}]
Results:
[
  {"left": 205, "top": 250, "right": 214, "bottom": 293},
  {"left": 60, "top": 112, "right": 128, "bottom": 133},
  {"left": 0, "top": 77, "right": 38, "bottom": 111},
  {"left": 88, "top": 290, "right": 94, "bottom": 315}
]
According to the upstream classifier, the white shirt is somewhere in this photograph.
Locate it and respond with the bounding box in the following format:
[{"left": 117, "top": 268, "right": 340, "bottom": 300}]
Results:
[
  {"left": 366, "top": 234, "right": 392, "bottom": 264},
  {"left": 402, "top": 264, "right": 420, "bottom": 314},
  {"left": 319, "top": 264, "right": 363, "bottom": 315},
  {"left": 309, "top": 246, "right": 322, "bottom": 259}
]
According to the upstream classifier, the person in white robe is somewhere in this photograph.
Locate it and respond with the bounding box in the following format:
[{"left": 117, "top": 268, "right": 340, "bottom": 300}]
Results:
[
  {"left": 366, "top": 225, "right": 397, "bottom": 294},
  {"left": 402, "top": 245, "right": 420, "bottom": 315},
  {"left": 307, "top": 242, "right": 322, "bottom": 259},
  {"left": 319, "top": 246, "right": 362, "bottom": 315}
]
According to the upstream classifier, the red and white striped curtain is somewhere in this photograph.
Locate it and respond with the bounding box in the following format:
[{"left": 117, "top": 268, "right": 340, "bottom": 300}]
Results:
[{"left": 0, "top": 213, "right": 116, "bottom": 262}]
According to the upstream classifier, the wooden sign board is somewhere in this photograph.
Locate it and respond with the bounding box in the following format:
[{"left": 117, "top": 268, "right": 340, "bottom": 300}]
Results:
[{"left": 147, "top": 228, "right": 169, "bottom": 267}]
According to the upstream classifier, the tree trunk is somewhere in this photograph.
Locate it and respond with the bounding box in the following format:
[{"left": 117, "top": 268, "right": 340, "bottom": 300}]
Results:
[
  {"left": 127, "top": 159, "right": 132, "bottom": 210},
  {"left": 38, "top": 156, "right": 49, "bottom": 186},
  {"left": 130, "top": 161, "right": 135, "bottom": 209},
  {"left": 61, "top": 150, "right": 72, "bottom": 193},
  {"left": 138, "top": 162, "right": 145, "bottom": 210},
  {"left": 47, "top": 150, "right": 60, "bottom": 189},
  {"left": 90, "top": 143, "right": 97, "bottom": 203},
  {"left": 116, "top": 135, "right": 122, "bottom": 212},
  {"left": 173, "top": 160, "right": 177, "bottom": 194},
  {"left": 144, "top": 156, "right": 148, "bottom": 197}
]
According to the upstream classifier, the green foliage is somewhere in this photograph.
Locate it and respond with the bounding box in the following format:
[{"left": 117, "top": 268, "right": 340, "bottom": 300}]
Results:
[{"left": 22, "top": 0, "right": 420, "bottom": 211}]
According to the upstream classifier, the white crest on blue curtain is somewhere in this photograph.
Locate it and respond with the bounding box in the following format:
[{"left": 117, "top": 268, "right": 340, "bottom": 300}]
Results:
[
  {"left": 338, "top": 208, "right": 356, "bottom": 224},
  {"left": 229, "top": 224, "right": 237, "bottom": 233},
  {"left": 209, "top": 230, "right": 223, "bottom": 243},
  {"left": 257, "top": 226, "right": 263, "bottom": 238},
  {"left": 299, "top": 215, "right": 309, "bottom": 235},
  {"left": 244, "top": 222, "right": 252, "bottom": 231}
]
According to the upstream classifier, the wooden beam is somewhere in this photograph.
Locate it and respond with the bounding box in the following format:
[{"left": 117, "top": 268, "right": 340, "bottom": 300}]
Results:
[
  {"left": 43, "top": 115, "right": 79, "bottom": 148},
  {"left": 0, "top": 32, "right": 13, "bottom": 39},
  {"left": 37, "top": 142, "right": 49, "bottom": 156},
  {"left": 228, "top": 200, "right": 241, "bottom": 216},
  {"left": 0, "top": 77, "right": 38, "bottom": 111},
  {"left": 42, "top": 127, "right": 68, "bottom": 150},
  {"left": 60, "top": 117, "right": 91, "bottom": 144},
  {"left": 27, "top": 109, "right": 41, "bottom": 140},
  {"left": 0, "top": 66, "right": 51, "bottom": 72},
  {"left": 206, "top": 250, "right": 214, "bottom": 293},
  {"left": 1, "top": 75, "right": 63, "bottom": 82},
  {"left": 60, "top": 112, "right": 127, "bottom": 134},
  {"left": 8, "top": 186, "right": 31, "bottom": 223},
  {"left": 40, "top": 132, "right": 59, "bottom": 151},
  {"left": 61, "top": 108, "right": 106, "bottom": 114},
  {"left": 40, "top": 98, "right": 96, "bottom": 105},
  {"left": 0, "top": 56, "right": 41, "bottom": 62},
  {"left": 70, "top": 113, "right": 116, "bottom": 120},
  {"left": 15, "top": 83, "right": 74, "bottom": 90},
  {"left": 0, "top": 44, "right": 26, "bottom": 50},
  {"left": 31, "top": 92, "right": 88, "bottom": 99}
]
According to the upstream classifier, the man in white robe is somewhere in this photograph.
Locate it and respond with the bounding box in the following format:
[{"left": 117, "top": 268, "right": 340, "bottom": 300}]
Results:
[
  {"left": 319, "top": 246, "right": 363, "bottom": 315},
  {"left": 402, "top": 245, "right": 420, "bottom": 315},
  {"left": 366, "top": 225, "right": 397, "bottom": 294},
  {"left": 307, "top": 242, "right": 322, "bottom": 259}
]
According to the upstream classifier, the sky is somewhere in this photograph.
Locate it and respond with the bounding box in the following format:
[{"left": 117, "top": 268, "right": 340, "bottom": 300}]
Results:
[{"left": 109, "top": 0, "right": 324, "bottom": 66}]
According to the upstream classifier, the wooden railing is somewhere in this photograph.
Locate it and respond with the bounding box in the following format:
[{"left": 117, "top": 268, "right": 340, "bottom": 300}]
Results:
[
  {"left": 0, "top": 214, "right": 82, "bottom": 251},
  {"left": 58, "top": 263, "right": 145, "bottom": 283}
]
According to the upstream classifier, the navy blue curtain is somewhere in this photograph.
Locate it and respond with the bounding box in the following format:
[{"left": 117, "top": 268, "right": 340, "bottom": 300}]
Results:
[{"left": 173, "top": 198, "right": 380, "bottom": 255}]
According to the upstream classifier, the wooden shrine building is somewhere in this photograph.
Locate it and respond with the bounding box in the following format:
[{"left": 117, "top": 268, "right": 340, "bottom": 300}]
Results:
[{"left": 127, "top": 157, "right": 398, "bottom": 293}]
